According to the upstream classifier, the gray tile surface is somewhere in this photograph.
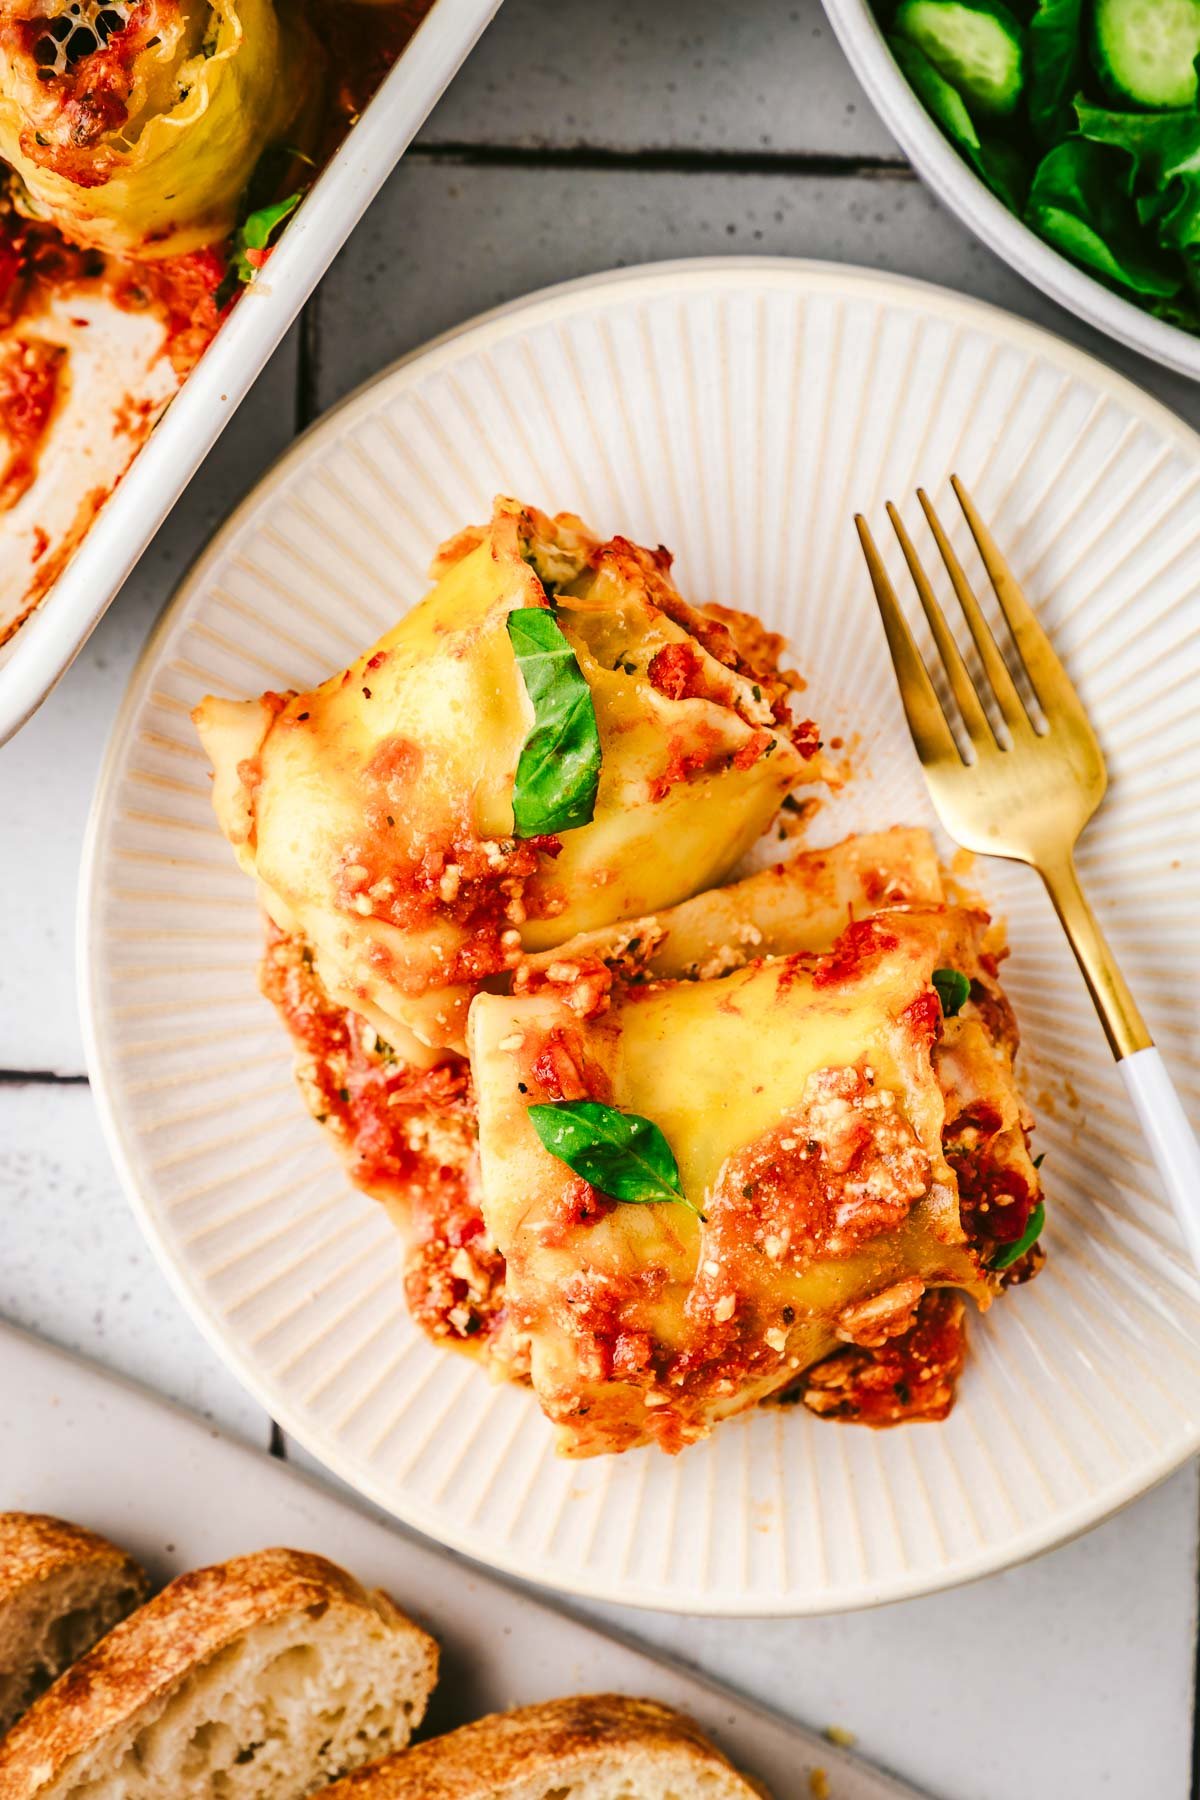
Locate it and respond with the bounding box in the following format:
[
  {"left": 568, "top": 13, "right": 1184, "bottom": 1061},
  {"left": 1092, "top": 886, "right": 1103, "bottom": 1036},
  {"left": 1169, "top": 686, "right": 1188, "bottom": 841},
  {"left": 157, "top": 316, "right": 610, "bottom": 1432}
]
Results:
[
  {"left": 585, "top": 1462, "right": 1199, "bottom": 1800},
  {"left": 421, "top": 0, "right": 900, "bottom": 157},
  {"left": 0, "top": 1083, "right": 267, "bottom": 1442},
  {"left": 313, "top": 160, "right": 1200, "bottom": 433}
]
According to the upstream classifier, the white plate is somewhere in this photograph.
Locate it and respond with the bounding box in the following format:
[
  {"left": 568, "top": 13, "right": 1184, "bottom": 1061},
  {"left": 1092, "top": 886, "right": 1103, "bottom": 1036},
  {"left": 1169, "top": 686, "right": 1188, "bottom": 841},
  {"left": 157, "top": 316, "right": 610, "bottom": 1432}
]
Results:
[
  {"left": 81, "top": 258, "right": 1200, "bottom": 1615},
  {"left": 0, "top": 1322, "right": 924, "bottom": 1800},
  {"left": 821, "top": 0, "right": 1200, "bottom": 383}
]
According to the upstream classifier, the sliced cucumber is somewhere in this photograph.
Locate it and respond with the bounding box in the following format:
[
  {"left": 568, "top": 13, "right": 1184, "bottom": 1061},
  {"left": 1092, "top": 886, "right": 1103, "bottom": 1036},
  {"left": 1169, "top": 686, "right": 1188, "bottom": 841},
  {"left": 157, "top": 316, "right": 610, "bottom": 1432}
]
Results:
[
  {"left": 890, "top": 34, "right": 983, "bottom": 151},
  {"left": 894, "top": 0, "right": 1026, "bottom": 117},
  {"left": 1094, "top": 0, "right": 1200, "bottom": 109},
  {"left": 889, "top": 37, "right": 1030, "bottom": 210}
]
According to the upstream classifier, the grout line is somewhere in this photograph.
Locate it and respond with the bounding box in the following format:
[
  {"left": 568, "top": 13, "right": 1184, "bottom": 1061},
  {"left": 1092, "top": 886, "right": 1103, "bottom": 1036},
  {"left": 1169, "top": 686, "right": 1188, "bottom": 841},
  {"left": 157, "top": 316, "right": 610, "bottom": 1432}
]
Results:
[
  {"left": 0, "top": 1069, "right": 89, "bottom": 1087},
  {"left": 296, "top": 295, "right": 322, "bottom": 435},
  {"left": 407, "top": 141, "right": 915, "bottom": 179}
]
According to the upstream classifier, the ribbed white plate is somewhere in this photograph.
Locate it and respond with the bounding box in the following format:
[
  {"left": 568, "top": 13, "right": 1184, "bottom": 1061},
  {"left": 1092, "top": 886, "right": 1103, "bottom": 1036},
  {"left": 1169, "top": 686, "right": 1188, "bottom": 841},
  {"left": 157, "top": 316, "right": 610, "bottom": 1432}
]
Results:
[{"left": 81, "top": 260, "right": 1200, "bottom": 1615}]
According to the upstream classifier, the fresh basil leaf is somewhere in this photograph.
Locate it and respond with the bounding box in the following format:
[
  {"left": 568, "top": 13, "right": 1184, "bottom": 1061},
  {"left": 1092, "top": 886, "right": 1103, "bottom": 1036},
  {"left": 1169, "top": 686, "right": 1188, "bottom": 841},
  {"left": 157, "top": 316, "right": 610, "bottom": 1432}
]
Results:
[
  {"left": 243, "top": 192, "right": 303, "bottom": 251},
  {"left": 230, "top": 191, "right": 303, "bottom": 286},
  {"left": 989, "top": 1199, "right": 1045, "bottom": 1268},
  {"left": 1028, "top": 0, "right": 1082, "bottom": 144},
  {"left": 1025, "top": 140, "right": 1183, "bottom": 297},
  {"left": 507, "top": 607, "right": 602, "bottom": 836},
  {"left": 527, "top": 1099, "right": 703, "bottom": 1218},
  {"left": 932, "top": 967, "right": 972, "bottom": 1016}
]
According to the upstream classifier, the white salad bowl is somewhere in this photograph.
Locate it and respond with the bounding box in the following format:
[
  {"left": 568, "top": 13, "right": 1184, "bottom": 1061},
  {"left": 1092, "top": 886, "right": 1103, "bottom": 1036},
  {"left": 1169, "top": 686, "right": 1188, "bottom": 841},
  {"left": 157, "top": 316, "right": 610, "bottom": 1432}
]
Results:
[{"left": 821, "top": 0, "right": 1200, "bottom": 382}]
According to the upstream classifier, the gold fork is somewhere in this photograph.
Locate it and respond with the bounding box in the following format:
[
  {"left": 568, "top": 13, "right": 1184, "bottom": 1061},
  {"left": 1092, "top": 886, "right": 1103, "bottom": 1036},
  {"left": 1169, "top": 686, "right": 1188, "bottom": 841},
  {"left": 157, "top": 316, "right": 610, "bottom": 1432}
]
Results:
[{"left": 856, "top": 475, "right": 1200, "bottom": 1271}]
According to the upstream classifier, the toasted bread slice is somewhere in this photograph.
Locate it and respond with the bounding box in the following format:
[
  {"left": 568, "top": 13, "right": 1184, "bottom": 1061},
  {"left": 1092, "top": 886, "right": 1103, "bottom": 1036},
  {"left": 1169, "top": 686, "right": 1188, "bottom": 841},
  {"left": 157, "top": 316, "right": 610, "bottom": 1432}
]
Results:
[
  {"left": 0, "top": 1515, "right": 148, "bottom": 1739},
  {"left": 0, "top": 1547, "right": 437, "bottom": 1799},
  {"left": 321, "top": 1694, "right": 767, "bottom": 1798}
]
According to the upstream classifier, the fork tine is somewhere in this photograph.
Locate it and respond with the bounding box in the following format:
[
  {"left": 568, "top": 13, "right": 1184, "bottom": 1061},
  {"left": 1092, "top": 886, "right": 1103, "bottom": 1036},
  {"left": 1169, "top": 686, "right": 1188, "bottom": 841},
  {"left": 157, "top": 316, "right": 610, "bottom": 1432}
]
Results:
[
  {"left": 950, "top": 474, "right": 1085, "bottom": 727},
  {"left": 886, "top": 501, "right": 997, "bottom": 749},
  {"left": 854, "top": 514, "right": 963, "bottom": 768},
  {"left": 917, "top": 488, "right": 1033, "bottom": 736}
]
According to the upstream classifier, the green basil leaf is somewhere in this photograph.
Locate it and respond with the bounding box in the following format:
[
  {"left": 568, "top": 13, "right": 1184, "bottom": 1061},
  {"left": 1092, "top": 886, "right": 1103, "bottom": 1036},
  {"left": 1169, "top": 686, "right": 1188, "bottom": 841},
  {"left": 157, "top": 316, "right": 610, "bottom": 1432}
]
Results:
[
  {"left": 507, "top": 607, "right": 602, "bottom": 836},
  {"left": 243, "top": 191, "right": 303, "bottom": 250},
  {"left": 230, "top": 191, "right": 303, "bottom": 287},
  {"left": 932, "top": 967, "right": 972, "bottom": 1017},
  {"left": 989, "top": 1199, "right": 1045, "bottom": 1269},
  {"left": 527, "top": 1099, "right": 703, "bottom": 1218}
]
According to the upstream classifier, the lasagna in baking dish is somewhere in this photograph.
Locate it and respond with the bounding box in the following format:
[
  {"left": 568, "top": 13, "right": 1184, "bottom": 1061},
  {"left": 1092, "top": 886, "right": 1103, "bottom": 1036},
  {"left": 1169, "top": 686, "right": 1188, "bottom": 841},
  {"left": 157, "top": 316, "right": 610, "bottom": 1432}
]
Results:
[
  {"left": 196, "top": 500, "right": 1045, "bottom": 1459},
  {"left": 0, "top": 1, "right": 434, "bottom": 641}
]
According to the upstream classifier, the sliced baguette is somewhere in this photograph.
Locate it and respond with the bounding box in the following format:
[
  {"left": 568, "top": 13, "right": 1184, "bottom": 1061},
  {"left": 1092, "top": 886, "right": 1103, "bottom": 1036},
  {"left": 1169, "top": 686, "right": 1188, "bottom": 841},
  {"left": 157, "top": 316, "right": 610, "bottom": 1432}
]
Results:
[
  {"left": 321, "top": 1694, "right": 768, "bottom": 1798},
  {"left": 0, "top": 1515, "right": 148, "bottom": 1740},
  {"left": 0, "top": 1546, "right": 437, "bottom": 1799}
]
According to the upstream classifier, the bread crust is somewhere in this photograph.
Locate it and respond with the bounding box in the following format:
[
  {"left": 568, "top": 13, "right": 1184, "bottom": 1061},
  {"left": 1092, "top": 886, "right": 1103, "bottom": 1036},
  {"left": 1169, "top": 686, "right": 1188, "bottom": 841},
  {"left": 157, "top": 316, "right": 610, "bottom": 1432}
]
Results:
[
  {"left": 0, "top": 1547, "right": 437, "bottom": 1799},
  {"left": 0, "top": 1515, "right": 147, "bottom": 1610},
  {"left": 321, "top": 1694, "right": 761, "bottom": 1797}
]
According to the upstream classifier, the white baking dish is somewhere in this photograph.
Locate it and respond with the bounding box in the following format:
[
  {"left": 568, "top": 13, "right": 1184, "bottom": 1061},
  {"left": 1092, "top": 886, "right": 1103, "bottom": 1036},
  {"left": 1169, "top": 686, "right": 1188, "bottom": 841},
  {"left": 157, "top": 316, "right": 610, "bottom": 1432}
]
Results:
[{"left": 0, "top": 0, "right": 501, "bottom": 746}]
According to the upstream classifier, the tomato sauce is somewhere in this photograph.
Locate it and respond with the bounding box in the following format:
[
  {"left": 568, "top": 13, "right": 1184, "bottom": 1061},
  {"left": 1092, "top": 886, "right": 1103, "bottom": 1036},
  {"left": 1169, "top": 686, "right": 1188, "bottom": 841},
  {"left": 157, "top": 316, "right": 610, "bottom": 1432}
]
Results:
[
  {"left": 797, "top": 1289, "right": 968, "bottom": 1426},
  {"left": 647, "top": 640, "right": 705, "bottom": 701},
  {"left": 811, "top": 915, "right": 900, "bottom": 988},
  {"left": 0, "top": 336, "right": 66, "bottom": 509},
  {"left": 259, "top": 925, "right": 510, "bottom": 1354}
]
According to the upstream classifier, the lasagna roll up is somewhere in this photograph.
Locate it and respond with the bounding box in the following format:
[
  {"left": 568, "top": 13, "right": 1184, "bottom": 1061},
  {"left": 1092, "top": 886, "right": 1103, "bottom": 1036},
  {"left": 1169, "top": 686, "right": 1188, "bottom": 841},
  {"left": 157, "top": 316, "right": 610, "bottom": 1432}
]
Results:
[
  {"left": 470, "top": 901, "right": 1041, "bottom": 1457},
  {"left": 0, "top": 1, "right": 317, "bottom": 258},
  {"left": 196, "top": 498, "right": 827, "bottom": 1054},
  {"left": 254, "top": 826, "right": 1042, "bottom": 1446}
]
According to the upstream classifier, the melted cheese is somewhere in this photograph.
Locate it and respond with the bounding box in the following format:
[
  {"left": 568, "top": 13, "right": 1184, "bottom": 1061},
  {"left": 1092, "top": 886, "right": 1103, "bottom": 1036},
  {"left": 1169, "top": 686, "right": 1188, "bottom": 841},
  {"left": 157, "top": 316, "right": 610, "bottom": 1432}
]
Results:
[{"left": 520, "top": 826, "right": 946, "bottom": 983}]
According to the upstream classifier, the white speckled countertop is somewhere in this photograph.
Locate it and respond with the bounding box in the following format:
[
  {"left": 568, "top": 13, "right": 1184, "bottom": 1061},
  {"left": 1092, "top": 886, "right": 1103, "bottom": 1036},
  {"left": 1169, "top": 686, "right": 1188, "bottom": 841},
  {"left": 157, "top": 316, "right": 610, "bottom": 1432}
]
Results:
[{"left": 1, "top": 5, "right": 1196, "bottom": 1795}]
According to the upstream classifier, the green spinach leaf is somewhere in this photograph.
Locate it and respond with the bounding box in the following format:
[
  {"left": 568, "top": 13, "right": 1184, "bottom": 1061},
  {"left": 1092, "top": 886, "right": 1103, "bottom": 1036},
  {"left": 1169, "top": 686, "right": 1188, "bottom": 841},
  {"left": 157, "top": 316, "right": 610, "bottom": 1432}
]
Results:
[
  {"left": 1074, "top": 100, "right": 1200, "bottom": 255},
  {"left": 1025, "top": 139, "right": 1183, "bottom": 297},
  {"left": 508, "top": 607, "right": 602, "bottom": 837},
  {"left": 1028, "top": 0, "right": 1082, "bottom": 144}
]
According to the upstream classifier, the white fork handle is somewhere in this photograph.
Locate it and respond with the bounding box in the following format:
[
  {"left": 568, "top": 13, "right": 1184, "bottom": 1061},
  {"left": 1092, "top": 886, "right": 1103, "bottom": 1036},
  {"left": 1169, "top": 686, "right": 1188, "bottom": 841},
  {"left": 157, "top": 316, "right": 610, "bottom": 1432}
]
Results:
[{"left": 1120, "top": 1047, "right": 1200, "bottom": 1274}]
